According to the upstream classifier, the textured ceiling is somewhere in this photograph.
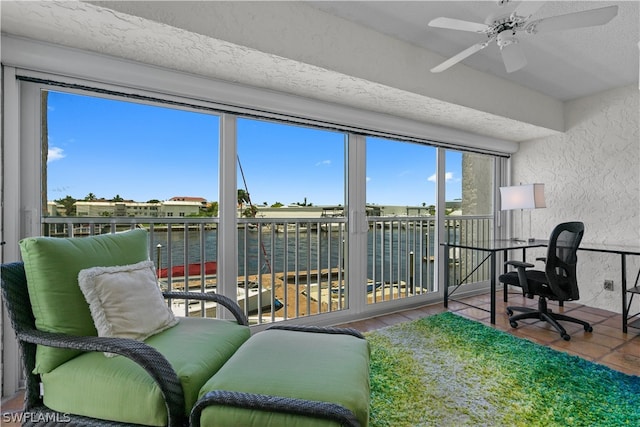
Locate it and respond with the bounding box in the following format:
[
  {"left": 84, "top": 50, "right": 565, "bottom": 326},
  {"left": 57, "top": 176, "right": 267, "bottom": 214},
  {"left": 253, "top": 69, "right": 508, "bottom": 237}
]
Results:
[
  {"left": 307, "top": 1, "right": 639, "bottom": 101},
  {"left": 1, "top": 1, "right": 638, "bottom": 144}
]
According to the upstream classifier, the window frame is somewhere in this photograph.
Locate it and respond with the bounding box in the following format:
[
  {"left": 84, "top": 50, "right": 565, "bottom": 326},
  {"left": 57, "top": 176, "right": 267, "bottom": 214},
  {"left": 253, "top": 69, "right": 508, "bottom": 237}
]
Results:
[{"left": 2, "top": 36, "right": 512, "bottom": 397}]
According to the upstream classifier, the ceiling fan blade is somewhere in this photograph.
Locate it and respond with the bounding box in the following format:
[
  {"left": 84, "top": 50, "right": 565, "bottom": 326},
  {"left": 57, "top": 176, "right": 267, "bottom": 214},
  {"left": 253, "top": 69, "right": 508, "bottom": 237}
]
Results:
[
  {"left": 512, "top": 1, "right": 545, "bottom": 20},
  {"left": 500, "top": 42, "right": 527, "bottom": 73},
  {"left": 428, "top": 17, "right": 489, "bottom": 33},
  {"left": 430, "top": 40, "right": 491, "bottom": 73},
  {"left": 530, "top": 5, "right": 618, "bottom": 33}
]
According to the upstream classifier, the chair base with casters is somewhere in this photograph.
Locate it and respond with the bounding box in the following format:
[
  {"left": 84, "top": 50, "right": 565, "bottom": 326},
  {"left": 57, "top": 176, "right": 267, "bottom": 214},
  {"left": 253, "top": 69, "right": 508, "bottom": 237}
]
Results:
[{"left": 507, "top": 295, "right": 593, "bottom": 341}]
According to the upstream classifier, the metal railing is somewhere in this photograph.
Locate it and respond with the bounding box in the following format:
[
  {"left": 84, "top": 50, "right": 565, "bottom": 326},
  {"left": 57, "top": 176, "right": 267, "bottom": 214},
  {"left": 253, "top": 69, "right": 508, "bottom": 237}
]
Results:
[{"left": 41, "top": 214, "right": 492, "bottom": 324}]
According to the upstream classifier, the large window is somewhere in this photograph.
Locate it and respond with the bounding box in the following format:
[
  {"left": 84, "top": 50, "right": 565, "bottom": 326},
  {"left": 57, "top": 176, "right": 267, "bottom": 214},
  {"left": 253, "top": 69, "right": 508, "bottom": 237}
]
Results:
[
  {"left": 236, "top": 118, "right": 347, "bottom": 321},
  {"left": 44, "top": 90, "right": 219, "bottom": 217},
  {"left": 446, "top": 150, "right": 495, "bottom": 285},
  {"left": 43, "top": 89, "right": 222, "bottom": 314},
  {"left": 366, "top": 137, "right": 438, "bottom": 303},
  {"left": 3, "top": 40, "right": 507, "bottom": 399},
  {"left": 37, "top": 89, "right": 497, "bottom": 320}
]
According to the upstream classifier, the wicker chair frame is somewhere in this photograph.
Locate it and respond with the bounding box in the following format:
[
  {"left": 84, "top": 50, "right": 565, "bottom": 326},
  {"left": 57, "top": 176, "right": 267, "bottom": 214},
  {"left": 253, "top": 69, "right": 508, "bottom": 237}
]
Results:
[{"left": 1, "top": 261, "right": 249, "bottom": 427}]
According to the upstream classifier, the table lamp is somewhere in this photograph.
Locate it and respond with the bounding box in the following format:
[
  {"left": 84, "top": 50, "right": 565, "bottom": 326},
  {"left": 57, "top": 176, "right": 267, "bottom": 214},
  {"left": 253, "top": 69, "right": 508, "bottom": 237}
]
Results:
[{"left": 500, "top": 183, "right": 546, "bottom": 242}]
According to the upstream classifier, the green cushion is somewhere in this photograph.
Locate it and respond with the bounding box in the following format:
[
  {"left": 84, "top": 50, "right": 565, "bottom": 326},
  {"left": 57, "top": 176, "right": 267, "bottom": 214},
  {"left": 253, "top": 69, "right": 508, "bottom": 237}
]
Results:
[
  {"left": 41, "top": 317, "right": 251, "bottom": 426},
  {"left": 19, "top": 229, "right": 149, "bottom": 373},
  {"left": 198, "top": 329, "right": 371, "bottom": 427}
]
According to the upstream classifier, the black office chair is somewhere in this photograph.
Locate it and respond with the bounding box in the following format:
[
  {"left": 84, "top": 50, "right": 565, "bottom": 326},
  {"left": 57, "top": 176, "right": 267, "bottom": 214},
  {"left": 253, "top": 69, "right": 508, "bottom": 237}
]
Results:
[{"left": 499, "top": 221, "right": 593, "bottom": 341}]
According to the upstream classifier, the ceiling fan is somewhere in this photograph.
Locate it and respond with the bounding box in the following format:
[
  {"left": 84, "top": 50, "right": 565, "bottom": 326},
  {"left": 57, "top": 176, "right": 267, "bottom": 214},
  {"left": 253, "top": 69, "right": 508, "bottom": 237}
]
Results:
[{"left": 428, "top": 1, "right": 619, "bottom": 73}]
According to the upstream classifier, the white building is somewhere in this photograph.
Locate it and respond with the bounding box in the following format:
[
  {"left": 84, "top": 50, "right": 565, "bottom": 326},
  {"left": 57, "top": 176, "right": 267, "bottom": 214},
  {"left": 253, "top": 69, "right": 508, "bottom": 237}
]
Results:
[{"left": 72, "top": 198, "right": 202, "bottom": 218}]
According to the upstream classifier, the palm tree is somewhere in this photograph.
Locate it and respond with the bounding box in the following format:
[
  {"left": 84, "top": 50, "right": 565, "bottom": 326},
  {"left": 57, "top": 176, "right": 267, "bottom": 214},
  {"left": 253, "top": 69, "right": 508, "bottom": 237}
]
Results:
[
  {"left": 85, "top": 193, "right": 97, "bottom": 201},
  {"left": 237, "top": 189, "right": 250, "bottom": 209}
]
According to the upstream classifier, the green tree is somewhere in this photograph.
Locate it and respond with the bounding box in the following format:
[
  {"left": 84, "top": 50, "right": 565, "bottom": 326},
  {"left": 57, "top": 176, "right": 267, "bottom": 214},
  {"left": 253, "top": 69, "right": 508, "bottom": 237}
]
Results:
[
  {"left": 204, "top": 201, "right": 219, "bottom": 217},
  {"left": 271, "top": 202, "right": 284, "bottom": 208},
  {"left": 242, "top": 205, "right": 258, "bottom": 218},
  {"left": 55, "top": 195, "right": 77, "bottom": 216},
  {"left": 85, "top": 193, "right": 97, "bottom": 201},
  {"left": 112, "top": 194, "right": 124, "bottom": 202},
  {"left": 237, "top": 189, "right": 250, "bottom": 208},
  {"left": 295, "top": 197, "right": 312, "bottom": 207}
]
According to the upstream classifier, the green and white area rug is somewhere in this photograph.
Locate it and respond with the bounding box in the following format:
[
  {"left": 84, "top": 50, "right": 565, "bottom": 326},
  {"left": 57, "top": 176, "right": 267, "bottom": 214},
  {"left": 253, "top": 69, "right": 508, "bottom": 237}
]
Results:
[{"left": 367, "top": 312, "right": 639, "bottom": 427}]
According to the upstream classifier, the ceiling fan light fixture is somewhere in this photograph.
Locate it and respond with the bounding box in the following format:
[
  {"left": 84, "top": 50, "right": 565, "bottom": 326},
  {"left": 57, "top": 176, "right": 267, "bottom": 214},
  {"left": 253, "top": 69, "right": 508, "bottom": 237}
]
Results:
[
  {"left": 496, "top": 31, "right": 518, "bottom": 49},
  {"left": 428, "top": 3, "right": 618, "bottom": 74}
]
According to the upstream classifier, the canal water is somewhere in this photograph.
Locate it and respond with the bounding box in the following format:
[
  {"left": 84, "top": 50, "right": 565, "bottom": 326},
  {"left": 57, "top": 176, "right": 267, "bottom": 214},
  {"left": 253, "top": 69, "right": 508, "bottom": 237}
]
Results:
[{"left": 153, "top": 225, "right": 461, "bottom": 291}]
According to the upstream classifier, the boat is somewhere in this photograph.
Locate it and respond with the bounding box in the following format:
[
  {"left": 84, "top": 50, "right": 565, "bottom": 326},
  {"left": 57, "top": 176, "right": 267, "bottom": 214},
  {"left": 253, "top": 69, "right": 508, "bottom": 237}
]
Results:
[
  {"left": 331, "top": 281, "right": 383, "bottom": 295},
  {"left": 303, "top": 280, "right": 384, "bottom": 302},
  {"left": 170, "top": 285, "right": 282, "bottom": 317},
  {"left": 158, "top": 261, "right": 217, "bottom": 278}
]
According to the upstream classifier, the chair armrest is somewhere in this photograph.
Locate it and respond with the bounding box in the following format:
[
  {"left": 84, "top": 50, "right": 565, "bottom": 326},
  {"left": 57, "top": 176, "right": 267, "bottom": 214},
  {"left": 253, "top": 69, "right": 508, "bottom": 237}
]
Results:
[
  {"left": 536, "top": 257, "right": 547, "bottom": 263},
  {"left": 504, "top": 260, "right": 535, "bottom": 269},
  {"left": 267, "top": 324, "right": 365, "bottom": 340},
  {"left": 16, "top": 328, "right": 185, "bottom": 427},
  {"left": 163, "top": 291, "right": 249, "bottom": 326},
  {"left": 504, "top": 261, "right": 534, "bottom": 294}
]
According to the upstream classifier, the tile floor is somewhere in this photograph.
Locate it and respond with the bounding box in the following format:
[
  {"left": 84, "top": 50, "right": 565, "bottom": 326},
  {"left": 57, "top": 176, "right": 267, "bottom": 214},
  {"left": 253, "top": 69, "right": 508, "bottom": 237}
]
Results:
[
  {"left": 2, "top": 290, "right": 638, "bottom": 424},
  {"left": 341, "top": 290, "right": 640, "bottom": 376}
]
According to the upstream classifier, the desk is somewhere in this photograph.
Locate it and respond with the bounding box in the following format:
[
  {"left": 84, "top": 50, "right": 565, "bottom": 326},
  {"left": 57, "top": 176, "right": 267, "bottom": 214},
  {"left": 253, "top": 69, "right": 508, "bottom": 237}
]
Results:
[
  {"left": 578, "top": 243, "right": 640, "bottom": 333},
  {"left": 442, "top": 239, "right": 640, "bottom": 331},
  {"left": 442, "top": 239, "right": 547, "bottom": 324}
]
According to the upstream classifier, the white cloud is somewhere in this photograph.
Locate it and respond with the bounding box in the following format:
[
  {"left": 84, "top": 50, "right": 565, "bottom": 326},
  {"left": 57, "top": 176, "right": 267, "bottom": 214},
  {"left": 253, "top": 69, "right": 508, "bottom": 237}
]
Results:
[
  {"left": 48, "top": 147, "right": 65, "bottom": 162},
  {"left": 315, "top": 160, "right": 331, "bottom": 166},
  {"left": 428, "top": 172, "right": 454, "bottom": 183}
]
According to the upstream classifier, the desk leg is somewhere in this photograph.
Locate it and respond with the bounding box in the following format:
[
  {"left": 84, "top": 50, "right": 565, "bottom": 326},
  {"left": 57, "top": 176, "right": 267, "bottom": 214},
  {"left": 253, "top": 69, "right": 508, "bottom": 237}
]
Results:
[
  {"left": 444, "top": 244, "right": 449, "bottom": 308},
  {"left": 621, "top": 254, "right": 627, "bottom": 333},
  {"left": 503, "top": 249, "right": 509, "bottom": 302},
  {"left": 490, "top": 251, "right": 496, "bottom": 324}
]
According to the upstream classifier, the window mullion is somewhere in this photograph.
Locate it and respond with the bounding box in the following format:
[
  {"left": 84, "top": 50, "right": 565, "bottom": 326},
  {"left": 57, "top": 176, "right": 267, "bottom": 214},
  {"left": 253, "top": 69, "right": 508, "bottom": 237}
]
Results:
[
  {"left": 347, "top": 133, "right": 368, "bottom": 313},
  {"left": 217, "top": 113, "right": 238, "bottom": 319}
]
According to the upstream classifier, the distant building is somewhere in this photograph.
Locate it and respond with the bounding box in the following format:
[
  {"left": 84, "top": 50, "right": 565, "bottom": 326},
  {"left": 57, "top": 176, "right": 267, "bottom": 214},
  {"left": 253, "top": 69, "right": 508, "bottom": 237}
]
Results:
[
  {"left": 46, "top": 201, "right": 65, "bottom": 216},
  {"left": 161, "top": 199, "right": 203, "bottom": 217},
  {"left": 253, "top": 204, "right": 429, "bottom": 219},
  {"left": 70, "top": 196, "right": 204, "bottom": 218},
  {"left": 64, "top": 197, "right": 447, "bottom": 219},
  {"left": 168, "top": 196, "right": 207, "bottom": 204},
  {"left": 75, "top": 200, "right": 162, "bottom": 217}
]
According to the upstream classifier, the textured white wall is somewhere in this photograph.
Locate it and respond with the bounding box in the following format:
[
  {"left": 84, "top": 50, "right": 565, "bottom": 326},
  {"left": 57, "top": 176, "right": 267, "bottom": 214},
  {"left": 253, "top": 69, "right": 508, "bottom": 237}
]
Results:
[{"left": 513, "top": 85, "right": 640, "bottom": 313}]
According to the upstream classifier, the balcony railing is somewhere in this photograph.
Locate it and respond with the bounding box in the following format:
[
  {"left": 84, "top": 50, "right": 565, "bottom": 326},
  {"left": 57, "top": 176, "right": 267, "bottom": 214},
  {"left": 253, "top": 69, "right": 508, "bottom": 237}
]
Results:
[{"left": 41, "top": 214, "right": 492, "bottom": 325}]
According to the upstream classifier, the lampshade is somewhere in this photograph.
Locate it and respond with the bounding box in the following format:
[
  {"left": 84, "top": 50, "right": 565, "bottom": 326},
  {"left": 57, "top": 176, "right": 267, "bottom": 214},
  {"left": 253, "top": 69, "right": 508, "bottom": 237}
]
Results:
[{"left": 500, "top": 184, "right": 546, "bottom": 211}]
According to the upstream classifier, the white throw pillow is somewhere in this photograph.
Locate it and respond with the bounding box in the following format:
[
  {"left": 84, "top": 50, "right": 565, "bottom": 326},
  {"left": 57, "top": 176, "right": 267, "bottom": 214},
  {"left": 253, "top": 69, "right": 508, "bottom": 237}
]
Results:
[{"left": 78, "top": 260, "right": 178, "bottom": 354}]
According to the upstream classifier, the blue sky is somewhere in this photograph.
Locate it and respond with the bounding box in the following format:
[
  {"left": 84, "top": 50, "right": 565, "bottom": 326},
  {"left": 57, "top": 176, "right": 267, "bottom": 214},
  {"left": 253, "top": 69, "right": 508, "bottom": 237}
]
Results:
[{"left": 46, "top": 91, "right": 462, "bottom": 206}]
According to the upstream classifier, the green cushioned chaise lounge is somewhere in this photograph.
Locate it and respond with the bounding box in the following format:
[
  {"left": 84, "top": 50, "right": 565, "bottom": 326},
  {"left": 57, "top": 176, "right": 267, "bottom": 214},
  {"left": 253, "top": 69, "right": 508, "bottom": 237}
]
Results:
[{"left": 1, "top": 230, "right": 251, "bottom": 426}]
